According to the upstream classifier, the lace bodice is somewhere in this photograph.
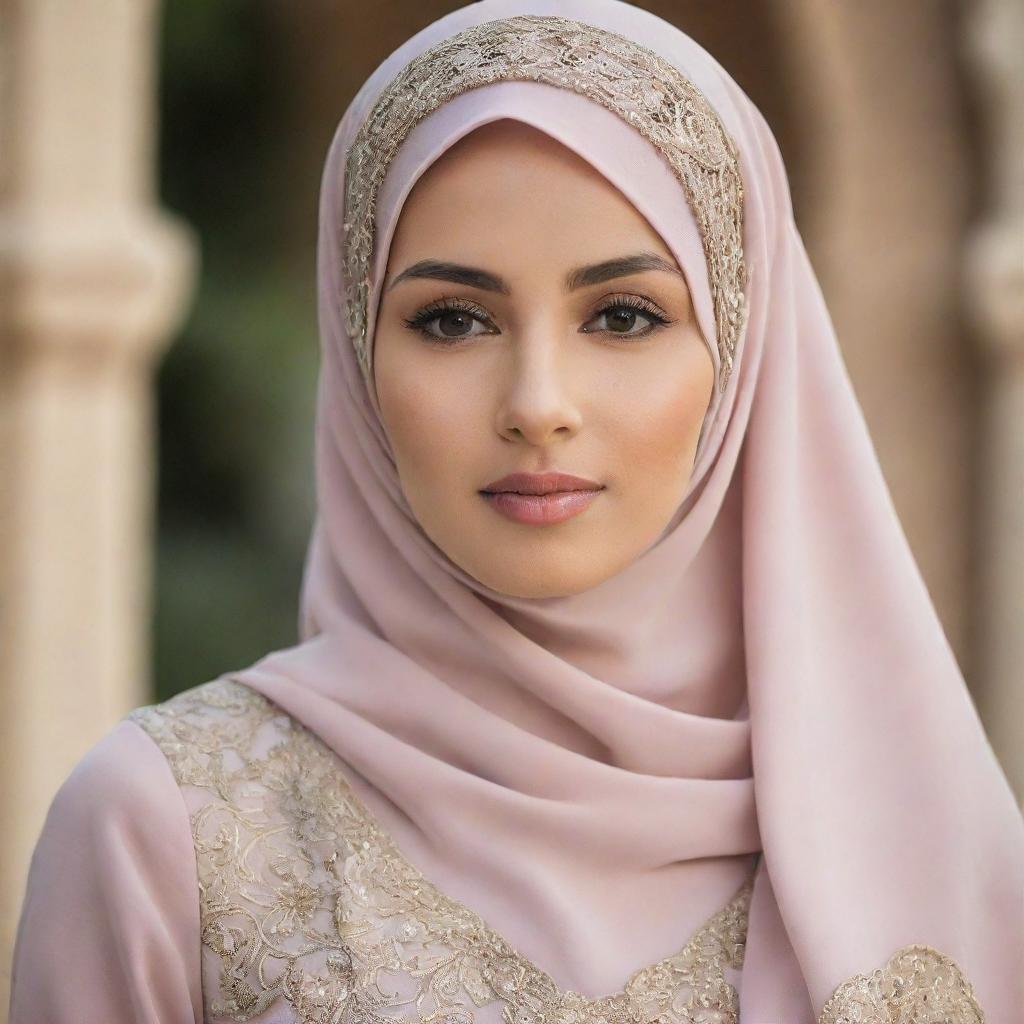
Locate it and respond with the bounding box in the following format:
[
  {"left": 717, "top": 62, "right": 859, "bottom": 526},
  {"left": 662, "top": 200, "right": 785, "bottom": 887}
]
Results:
[
  {"left": 129, "top": 679, "right": 753, "bottom": 1024},
  {"left": 128, "top": 679, "right": 986, "bottom": 1024}
]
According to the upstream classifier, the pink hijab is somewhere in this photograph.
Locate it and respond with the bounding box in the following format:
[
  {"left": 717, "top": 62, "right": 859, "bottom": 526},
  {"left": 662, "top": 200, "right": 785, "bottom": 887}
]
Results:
[{"left": 228, "top": 0, "right": 1024, "bottom": 1018}]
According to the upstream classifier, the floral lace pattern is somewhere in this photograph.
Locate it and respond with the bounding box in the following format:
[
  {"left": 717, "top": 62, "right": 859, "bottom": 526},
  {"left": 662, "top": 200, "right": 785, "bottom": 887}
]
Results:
[
  {"left": 818, "top": 945, "right": 985, "bottom": 1024},
  {"left": 128, "top": 678, "right": 987, "bottom": 1023},
  {"left": 128, "top": 678, "right": 754, "bottom": 1024},
  {"left": 341, "top": 14, "right": 749, "bottom": 395}
]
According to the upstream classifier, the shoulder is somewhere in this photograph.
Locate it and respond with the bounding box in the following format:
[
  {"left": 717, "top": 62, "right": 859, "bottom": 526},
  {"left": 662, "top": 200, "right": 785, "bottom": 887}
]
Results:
[
  {"left": 45, "top": 715, "right": 181, "bottom": 840},
  {"left": 127, "top": 675, "right": 275, "bottom": 739},
  {"left": 43, "top": 678, "right": 275, "bottom": 840},
  {"left": 127, "top": 677, "right": 275, "bottom": 740},
  {"left": 127, "top": 677, "right": 279, "bottom": 782}
]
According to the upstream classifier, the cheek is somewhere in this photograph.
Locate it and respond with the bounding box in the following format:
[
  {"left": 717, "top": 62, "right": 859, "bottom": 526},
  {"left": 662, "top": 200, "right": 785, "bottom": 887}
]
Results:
[
  {"left": 610, "top": 344, "right": 712, "bottom": 466},
  {"left": 377, "top": 363, "right": 480, "bottom": 495}
]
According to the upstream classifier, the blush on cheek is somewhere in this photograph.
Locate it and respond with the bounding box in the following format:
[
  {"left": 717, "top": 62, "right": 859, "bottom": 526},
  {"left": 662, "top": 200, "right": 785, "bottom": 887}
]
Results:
[
  {"left": 642, "top": 366, "right": 713, "bottom": 481},
  {"left": 391, "top": 401, "right": 482, "bottom": 501},
  {"left": 378, "top": 364, "right": 446, "bottom": 441}
]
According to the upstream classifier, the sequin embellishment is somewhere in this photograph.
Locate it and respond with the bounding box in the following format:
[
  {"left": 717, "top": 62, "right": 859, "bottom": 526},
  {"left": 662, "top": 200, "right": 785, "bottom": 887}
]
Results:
[
  {"left": 129, "top": 679, "right": 753, "bottom": 1023},
  {"left": 819, "top": 944, "right": 985, "bottom": 1024}
]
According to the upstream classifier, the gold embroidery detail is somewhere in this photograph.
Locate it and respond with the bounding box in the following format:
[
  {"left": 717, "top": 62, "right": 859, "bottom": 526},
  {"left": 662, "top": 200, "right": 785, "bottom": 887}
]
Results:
[
  {"left": 129, "top": 678, "right": 753, "bottom": 1024},
  {"left": 818, "top": 944, "right": 986, "bottom": 1024},
  {"left": 342, "top": 14, "right": 748, "bottom": 395}
]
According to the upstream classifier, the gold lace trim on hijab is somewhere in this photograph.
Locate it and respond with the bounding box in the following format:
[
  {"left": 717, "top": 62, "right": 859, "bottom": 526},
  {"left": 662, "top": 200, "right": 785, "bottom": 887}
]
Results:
[
  {"left": 341, "top": 15, "right": 749, "bottom": 395},
  {"left": 130, "top": 679, "right": 753, "bottom": 1023}
]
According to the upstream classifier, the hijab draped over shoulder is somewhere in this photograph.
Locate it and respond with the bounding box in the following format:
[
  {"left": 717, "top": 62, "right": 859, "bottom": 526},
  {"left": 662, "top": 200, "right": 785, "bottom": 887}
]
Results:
[{"left": 219, "top": 0, "right": 1024, "bottom": 1018}]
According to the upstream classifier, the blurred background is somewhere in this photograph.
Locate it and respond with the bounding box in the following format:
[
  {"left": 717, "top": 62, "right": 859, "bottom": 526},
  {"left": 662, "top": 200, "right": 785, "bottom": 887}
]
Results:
[{"left": 1, "top": 0, "right": 1021, "bottom": 1010}]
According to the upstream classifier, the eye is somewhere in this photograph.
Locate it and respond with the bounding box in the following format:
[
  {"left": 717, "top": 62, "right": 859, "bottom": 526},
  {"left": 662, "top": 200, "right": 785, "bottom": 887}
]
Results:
[
  {"left": 402, "top": 297, "right": 498, "bottom": 342},
  {"left": 580, "top": 293, "right": 675, "bottom": 339}
]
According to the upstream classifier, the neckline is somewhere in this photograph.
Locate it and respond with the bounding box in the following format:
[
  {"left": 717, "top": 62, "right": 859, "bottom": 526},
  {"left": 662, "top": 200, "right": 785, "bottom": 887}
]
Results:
[{"left": 226, "top": 677, "right": 757, "bottom": 1006}]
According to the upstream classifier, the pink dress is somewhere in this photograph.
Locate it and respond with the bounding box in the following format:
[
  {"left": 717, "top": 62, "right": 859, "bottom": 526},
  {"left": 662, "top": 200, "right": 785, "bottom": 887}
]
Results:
[
  {"left": 9, "top": 680, "right": 763, "bottom": 1024},
  {"left": 9, "top": 716, "right": 203, "bottom": 1021},
  {"left": 9, "top": 679, "right": 992, "bottom": 1023}
]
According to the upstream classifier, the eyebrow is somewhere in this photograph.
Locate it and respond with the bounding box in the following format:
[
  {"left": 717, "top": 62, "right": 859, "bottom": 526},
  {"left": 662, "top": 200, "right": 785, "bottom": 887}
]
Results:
[{"left": 386, "top": 251, "right": 682, "bottom": 294}]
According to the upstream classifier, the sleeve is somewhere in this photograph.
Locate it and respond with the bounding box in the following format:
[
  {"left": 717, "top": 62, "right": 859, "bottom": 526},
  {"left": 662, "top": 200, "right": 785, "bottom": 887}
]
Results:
[{"left": 8, "top": 718, "right": 203, "bottom": 1023}]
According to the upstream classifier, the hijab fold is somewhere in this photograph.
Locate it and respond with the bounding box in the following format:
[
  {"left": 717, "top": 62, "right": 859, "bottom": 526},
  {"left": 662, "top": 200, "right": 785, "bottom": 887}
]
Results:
[{"left": 228, "top": 1, "right": 1024, "bottom": 1018}]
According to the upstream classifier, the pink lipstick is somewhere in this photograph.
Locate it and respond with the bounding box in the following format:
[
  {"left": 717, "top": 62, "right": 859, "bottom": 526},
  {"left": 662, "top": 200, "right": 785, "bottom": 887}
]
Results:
[{"left": 480, "top": 472, "right": 604, "bottom": 526}]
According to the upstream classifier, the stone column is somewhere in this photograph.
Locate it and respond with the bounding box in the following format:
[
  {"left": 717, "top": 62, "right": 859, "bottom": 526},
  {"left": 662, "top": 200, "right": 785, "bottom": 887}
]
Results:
[
  {"left": 772, "top": 0, "right": 977, "bottom": 663},
  {"left": 963, "top": 0, "right": 1024, "bottom": 805},
  {"left": 0, "top": 0, "right": 197, "bottom": 1005}
]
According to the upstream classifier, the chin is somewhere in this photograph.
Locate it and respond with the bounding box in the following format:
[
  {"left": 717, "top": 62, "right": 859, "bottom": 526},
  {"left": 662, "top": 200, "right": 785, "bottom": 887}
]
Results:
[
  {"left": 492, "top": 579, "right": 583, "bottom": 600},
  {"left": 466, "top": 556, "right": 617, "bottom": 600}
]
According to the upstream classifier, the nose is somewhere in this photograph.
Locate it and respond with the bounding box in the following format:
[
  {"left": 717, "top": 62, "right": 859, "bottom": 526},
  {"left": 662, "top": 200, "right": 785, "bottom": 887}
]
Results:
[{"left": 494, "top": 329, "right": 583, "bottom": 446}]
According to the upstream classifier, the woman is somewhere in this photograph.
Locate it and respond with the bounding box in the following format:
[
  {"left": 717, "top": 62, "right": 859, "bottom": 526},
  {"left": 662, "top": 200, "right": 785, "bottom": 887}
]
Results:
[{"left": 10, "top": 1, "right": 1023, "bottom": 1021}]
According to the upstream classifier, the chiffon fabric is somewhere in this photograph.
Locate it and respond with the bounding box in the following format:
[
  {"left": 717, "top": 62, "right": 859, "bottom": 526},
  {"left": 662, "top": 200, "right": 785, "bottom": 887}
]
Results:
[
  {"left": 10, "top": 0, "right": 1023, "bottom": 1021},
  {"left": 233, "top": 0, "right": 1024, "bottom": 1014}
]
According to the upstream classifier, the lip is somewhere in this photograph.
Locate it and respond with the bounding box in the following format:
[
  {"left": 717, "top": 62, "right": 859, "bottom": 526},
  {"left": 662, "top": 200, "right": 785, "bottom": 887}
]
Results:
[
  {"left": 481, "top": 472, "right": 603, "bottom": 495},
  {"left": 480, "top": 472, "right": 605, "bottom": 526}
]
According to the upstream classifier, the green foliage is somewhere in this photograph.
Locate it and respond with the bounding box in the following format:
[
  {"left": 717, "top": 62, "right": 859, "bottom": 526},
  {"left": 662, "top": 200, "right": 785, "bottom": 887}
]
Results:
[{"left": 155, "top": 0, "right": 317, "bottom": 701}]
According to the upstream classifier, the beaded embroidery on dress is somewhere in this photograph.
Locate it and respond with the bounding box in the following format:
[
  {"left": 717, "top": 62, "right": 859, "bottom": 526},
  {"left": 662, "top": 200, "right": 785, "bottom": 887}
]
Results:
[
  {"left": 129, "top": 679, "right": 754, "bottom": 1024},
  {"left": 341, "top": 14, "right": 749, "bottom": 395},
  {"left": 128, "top": 679, "right": 987, "bottom": 1023},
  {"left": 817, "top": 945, "right": 985, "bottom": 1024}
]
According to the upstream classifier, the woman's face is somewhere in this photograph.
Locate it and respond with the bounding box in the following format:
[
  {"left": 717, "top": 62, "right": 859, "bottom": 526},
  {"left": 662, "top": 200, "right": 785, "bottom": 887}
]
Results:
[{"left": 374, "top": 119, "right": 714, "bottom": 599}]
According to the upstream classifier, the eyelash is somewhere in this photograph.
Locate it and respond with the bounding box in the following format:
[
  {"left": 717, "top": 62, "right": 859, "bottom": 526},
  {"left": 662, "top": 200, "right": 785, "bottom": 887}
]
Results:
[
  {"left": 402, "top": 297, "right": 497, "bottom": 341},
  {"left": 401, "top": 293, "right": 676, "bottom": 344}
]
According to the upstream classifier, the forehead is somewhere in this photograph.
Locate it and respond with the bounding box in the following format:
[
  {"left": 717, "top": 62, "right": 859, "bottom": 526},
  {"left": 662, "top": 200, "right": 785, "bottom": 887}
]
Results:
[{"left": 387, "top": 119, "right": 674, "bottom": 269}]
